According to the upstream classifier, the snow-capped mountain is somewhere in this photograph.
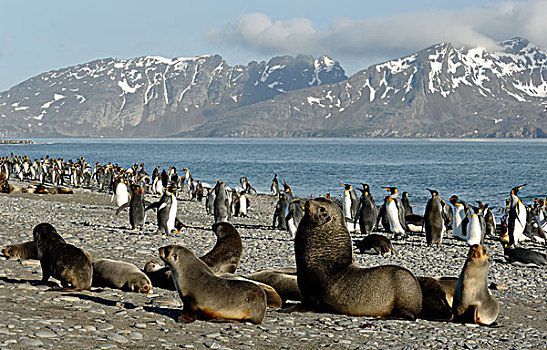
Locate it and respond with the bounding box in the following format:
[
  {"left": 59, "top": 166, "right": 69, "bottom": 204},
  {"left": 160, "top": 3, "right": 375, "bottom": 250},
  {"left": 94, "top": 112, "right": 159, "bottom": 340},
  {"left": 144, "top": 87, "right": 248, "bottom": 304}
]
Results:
[
  {"left": 185, "top": 37, "right": 546, "bottom": 137},
  {"left": 1, "top": 38, "right": 546, "bottom": 138},
  {"left": 0, "top": 54, "right": 346, "bottom": 137}
]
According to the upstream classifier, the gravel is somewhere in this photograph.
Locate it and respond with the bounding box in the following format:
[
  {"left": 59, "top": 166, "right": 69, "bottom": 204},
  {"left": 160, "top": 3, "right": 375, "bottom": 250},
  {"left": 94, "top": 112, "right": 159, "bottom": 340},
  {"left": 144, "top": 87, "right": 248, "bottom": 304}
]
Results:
[{"left": 0, "top": 182, "right": 546, "bottom": 349}]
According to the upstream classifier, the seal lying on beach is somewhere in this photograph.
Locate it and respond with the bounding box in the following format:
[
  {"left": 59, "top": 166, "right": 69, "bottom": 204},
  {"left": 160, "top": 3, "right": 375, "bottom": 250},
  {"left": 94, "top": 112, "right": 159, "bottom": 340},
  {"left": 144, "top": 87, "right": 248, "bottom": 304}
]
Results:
[
  {"left": 243, "top": 267, "right": 303, "bottom": 303},
  {"left": 294, "top": 197, "right": 422, "bottom": 319},
  {"left": 144, "top": 258, "right": 281, "bottom": 307},
  {"left": 92, "top": 258, "right": 152, "bottom": 293},
  {"left": 33, "top": 223, "right": 93, "bottom": 290},
  {"left": 452, "top": 244, "right": 499, "bottom": 325},
  {"left": 159, "top": 245, "right": 267, "bottom": 324},
  {"left": 2, "top": 241, "right": 39, "bottom": 260}
]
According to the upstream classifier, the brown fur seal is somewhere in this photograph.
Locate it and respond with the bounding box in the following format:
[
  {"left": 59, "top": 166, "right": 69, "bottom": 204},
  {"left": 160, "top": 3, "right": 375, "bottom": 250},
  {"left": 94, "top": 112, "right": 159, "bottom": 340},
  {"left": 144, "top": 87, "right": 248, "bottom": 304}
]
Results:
[
  {"left": 217, "top": 273, "right": 283, "bottom": 308},
  {"left": 2, "top": 241, "right": 39, "bottom": 260},
  {"left": 159, "top": 245, "right": 267, "bottom": 324},
  {"left": 144, "top": 259, "right": 175, "bottom": 290},
  {"left": 93, "top": 258, "right": 152, "bottom": 293},
  {"left": 200, "top": 222, "right": 242, "bottom": 274},
  {"left": 416, "top": 276, "right": 457, "bottom": 321},
  {"left": 33, "top": 223, "right": 93, "bottom": 290},
  {"left": 452, "top": 245, "right": 499, "bottom": 325},
  {"left": 295, "top": 197, "right": 422, "bottom": 319},
  {"left": 243, "top": 268, "right": 303, "bottom": 303},
  {"left": 354, "top": 234, "right": 396, "bottom": 255},
  {"left": 144, "top": 259, "right": 280, "bottom": 307}
]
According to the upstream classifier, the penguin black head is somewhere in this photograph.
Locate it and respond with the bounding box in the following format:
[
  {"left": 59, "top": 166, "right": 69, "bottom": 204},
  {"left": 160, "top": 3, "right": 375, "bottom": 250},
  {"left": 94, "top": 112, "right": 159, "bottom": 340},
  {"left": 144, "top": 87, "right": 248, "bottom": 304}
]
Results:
[
  {"left": 340, "top": 183, "right": 352, "bottom": 190},
  {"left": 382, "top": 186, "right": 398, "bottom": 194},
  {"left": 402, "top": 191, "right": 409, "bottom": 198},
  {"left": 426, "top": 188, "right": 439, "bottom": 197},
  {"left": 510, "top": 184, "right": 527, "bottom": 195}
]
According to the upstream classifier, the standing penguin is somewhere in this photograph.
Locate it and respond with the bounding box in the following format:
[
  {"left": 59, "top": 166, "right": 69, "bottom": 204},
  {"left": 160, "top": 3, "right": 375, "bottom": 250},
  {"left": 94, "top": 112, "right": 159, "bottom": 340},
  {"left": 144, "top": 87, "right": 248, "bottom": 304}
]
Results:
[
  {"left": 286, "top": 199, "right": 305, "bottom": 236},
  {"left": 341, "top": 183, "right": 359, "bottom": 231},
  {"left": 213, "top": 180, "right": 230, "bottom": 223},
  {"left": 381, "top": 186, "right": 407, "bottom": 239},
  {"left": 273, "top": 193, "right": 289, "bottom": 230},
  {"left": 354, "top": 184, "right": 377, "bottom": 236},
  {"left": 450, "top": 195, "right": 470, "bottom": 240},
  {"left": 402, "top": 192, "right": 413, "bottom": 214},
  {"left": 205, "top": 187, "right": 216, "bottom": 215},
  {"left": 145, "top": 185, "right": 180, "bottom": 235},
  {"left": 507, "top": 184, "right": 527, "bottom": 247},
  {"left": 195, "top": 181, "right": 204, "bottom": 202},
  {"left": 424, "top": 189, "right": 446, "bottom": 247},
  {"left": 112, "top": 178, "right": 130, "bottom": 210},
  {"left": 271, "top": 174, "right": 280, "bottom": 196},
  {"left": 117, "top": 184, "right": 147, "bottom": 231},
  {"left": 477, "top": 201, "right": 496, "bottom": 239},
  {"left": 466, "top": 206, "right": 486, "bottom": 246}
]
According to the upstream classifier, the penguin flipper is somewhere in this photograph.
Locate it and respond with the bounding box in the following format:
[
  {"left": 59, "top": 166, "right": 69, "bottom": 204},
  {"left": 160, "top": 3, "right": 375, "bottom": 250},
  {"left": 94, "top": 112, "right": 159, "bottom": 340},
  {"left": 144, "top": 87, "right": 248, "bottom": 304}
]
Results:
[
  {"left": 115, "top": 203, "right": 129, "bottom": 215},
  {"left": 145, "top": 201, "right": 160, "bottom": 211}
]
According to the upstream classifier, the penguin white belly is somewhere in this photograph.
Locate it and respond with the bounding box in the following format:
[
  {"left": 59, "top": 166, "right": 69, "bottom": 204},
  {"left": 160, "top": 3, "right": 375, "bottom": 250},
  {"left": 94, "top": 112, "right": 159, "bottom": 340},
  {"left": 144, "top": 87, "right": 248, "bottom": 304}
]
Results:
[
  {"left": 239, "top": 194, "right": 247, "bottom": 215},
  {"left": 115, "top": 183, "right": 129, "bottom": 207},
  {"left": 343, "top": 191, "right": 352, "bottom": 220},
  {"left": 167, "top": 194, "right": 177, "bottom": 232},
  {"left": 154, "top": 180, "right": 164, "bottom": 195},
  {"left": 466, "top": 214, "right": 482, "bottom": 246},
  {"left": 386, "top": 201, "right": 405, "bottom": 235},
  {"left": 452, "top": 207, "right": 467, "bottom": 240},
  {"left": 512, "top": 202, "right": 527, "bottom": 243},
  {"left": 287, "top": 217, "right": 297, "bottom": 236}
]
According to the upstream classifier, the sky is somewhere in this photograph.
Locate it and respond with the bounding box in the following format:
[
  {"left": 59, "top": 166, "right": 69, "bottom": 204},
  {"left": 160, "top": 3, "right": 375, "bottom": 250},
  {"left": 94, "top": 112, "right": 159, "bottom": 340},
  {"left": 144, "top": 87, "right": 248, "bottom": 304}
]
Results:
[{"left": 1, "top": 0, "right": 546, "bottom": 92}]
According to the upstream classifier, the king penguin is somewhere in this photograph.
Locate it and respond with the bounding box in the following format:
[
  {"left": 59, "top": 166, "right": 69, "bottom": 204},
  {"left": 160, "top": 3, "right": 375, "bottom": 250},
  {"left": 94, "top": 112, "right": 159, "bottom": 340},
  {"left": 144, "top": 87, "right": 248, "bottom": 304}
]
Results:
[
  {"left": 145, "top": 184, "right": 179, "bottom": 235},
  {"left": 271, "top": 174, "right": 280, "bottom": 196},
  {"left": 354, "top": 183, "right": 377, "bottom": 236},
  {"left": 341, "top": 183, "right": 359, "bottom": 231},
  {"left": 381, "top": 186, "right": 407, "bottom": 239},
  {"left": 402, "top": 192, "right": 413, "bottom": 214},
  {"left": 466, "top": 205, "right": 485, "bottom": 246},
  {"left": 273, "top": 193, "right": 289, "bottom": 230},
  {"left": 450, "top": 195, "right": 470, "bottom": 241},
  {"left": 477, "top": 201, "right": 496, "bottom": 239},
  {"left": 507, "top": 184, "right": 528, "bottom": 246},
  {"left": 424, "top": 188, "right": 446, "bottom": 247},
  {"left": 117, "top": 183, "right": 147, "bottom": 231},
  {"left": 286, "top": 198, "right": 305, "bottom": 236}
]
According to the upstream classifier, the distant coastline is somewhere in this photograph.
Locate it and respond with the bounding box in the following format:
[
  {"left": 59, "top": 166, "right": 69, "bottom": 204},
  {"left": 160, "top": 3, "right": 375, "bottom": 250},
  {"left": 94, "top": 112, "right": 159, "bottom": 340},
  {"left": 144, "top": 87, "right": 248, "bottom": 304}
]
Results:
[{"left": 0, "top": 140, "right": 34, "bottom": 144}]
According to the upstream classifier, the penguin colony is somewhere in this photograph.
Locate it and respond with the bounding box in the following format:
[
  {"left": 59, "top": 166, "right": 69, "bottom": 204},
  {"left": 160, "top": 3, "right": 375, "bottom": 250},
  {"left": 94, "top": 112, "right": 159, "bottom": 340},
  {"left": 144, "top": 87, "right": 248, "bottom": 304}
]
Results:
[{"left": 1, "top": 153, "right": 546, "bottom": 326}]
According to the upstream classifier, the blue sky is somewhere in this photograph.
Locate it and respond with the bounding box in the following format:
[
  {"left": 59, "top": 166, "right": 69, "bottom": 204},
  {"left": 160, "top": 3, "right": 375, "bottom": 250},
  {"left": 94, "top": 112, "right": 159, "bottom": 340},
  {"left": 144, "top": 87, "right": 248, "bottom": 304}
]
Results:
[{"left": 1, "top": 0, "right": 545, "bottom": 91}]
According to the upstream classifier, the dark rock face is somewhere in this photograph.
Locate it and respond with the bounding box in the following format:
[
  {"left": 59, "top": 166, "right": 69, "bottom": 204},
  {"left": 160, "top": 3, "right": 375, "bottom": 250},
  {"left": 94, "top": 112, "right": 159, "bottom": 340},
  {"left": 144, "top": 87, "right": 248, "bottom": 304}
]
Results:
[{"left": 1, "top": 38, "right": 546, "bottom": 138}]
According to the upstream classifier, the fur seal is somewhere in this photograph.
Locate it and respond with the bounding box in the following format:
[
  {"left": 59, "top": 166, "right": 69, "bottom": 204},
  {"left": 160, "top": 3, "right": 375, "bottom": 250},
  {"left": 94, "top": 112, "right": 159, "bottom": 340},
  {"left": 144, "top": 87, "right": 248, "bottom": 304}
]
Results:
[
  {"left": 158, "top": 245, "right": 267, "bottom": 324},
  {"left": 33, "top": 223, "right": 93, "bottom": 290},
  {"left": 201, "top": 222, "right": 242, "bottom": 274},
  {"left": 416, "top": 276, "right": 458, "bottom": 321},
  {"left": 93, "top": 258, "right": 152, "bottom": 293},
  {"left": 243, "top": 267, "right": 303, "bottom": 303},
  {"left": 144, "top": 259, "right": 280, "bottom": 307},
  {"left": 354, "top": 234, "right": 396, "bottom": 255},
  {"left": 294, "top": 197, "right": 422, "bottom": 319},
  {"left": 2, "top": 241, "right": 39, "bottom": 260},
  {"left": 452, "top": 245, "right": 499, "bottom": 325}
]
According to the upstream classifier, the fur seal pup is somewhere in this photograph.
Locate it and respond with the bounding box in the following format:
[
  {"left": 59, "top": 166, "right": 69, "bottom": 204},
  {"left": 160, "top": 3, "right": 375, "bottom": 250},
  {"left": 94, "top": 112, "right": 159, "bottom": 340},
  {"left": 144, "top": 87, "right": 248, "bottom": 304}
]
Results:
[
  {"left": 92, "top": 258, "right": 152, "bottom": 293},
  {"left": 354, "top": 234, "right": 396, "bottom": 256},
  {"left": 294, "top": 197, "right": 422, "bottom": 319},
  {"left": 201, "top": 222, "right": 243, "bottom": 274},
  {"left": 158, "top": 245, "right": 267, "bottom": 324},
  {"left": 2, "top": 241, "right": 39, "bottom": 260},
  {"left": 243, "top": 267, "right": 303, "bottom": 303},
  {"left": 33, "top": 223, "right": 93, "bottom": 290},
  {"left": 416, "top": 276, "right": 457, "bottom": 321},
  {"left": 452, "top": 245, "right": 499, "bottom": 325}
]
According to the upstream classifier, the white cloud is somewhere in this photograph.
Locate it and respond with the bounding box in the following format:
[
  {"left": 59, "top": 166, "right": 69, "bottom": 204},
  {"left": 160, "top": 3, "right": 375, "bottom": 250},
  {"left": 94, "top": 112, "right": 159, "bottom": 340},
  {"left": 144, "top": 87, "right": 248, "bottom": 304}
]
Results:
[{"left": 205, "top": 1, "right": 547, "bottom": 73}]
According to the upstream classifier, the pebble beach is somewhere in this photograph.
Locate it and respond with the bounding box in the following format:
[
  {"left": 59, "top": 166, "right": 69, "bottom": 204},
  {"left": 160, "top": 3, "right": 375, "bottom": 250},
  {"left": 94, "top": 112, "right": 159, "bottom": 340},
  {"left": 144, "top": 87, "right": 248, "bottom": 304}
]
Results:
[{"left": 0, "top": 182, "right": 545, "bottom": 349}]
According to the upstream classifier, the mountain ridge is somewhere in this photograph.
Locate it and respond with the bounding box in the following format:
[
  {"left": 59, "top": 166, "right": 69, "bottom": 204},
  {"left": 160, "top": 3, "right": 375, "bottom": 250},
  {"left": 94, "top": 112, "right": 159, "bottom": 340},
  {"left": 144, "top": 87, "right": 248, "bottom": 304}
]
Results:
[{"left": 1, "top": 38, "right": 546, "bottom": 138}]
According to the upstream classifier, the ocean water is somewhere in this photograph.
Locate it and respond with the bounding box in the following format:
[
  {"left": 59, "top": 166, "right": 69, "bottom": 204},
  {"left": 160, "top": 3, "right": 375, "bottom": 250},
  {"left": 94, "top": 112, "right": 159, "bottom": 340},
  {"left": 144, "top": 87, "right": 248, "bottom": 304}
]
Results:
[{"left": 2, "top": 138, "right": 546, "bottom": 213}]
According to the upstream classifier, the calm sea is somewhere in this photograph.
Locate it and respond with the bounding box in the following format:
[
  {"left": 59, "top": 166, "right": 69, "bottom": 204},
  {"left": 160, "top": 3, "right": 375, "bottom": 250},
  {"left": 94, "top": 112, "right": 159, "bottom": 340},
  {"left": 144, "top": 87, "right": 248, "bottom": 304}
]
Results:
[{"left": 2, "top": 138, "right": 546, "bottom": 213}]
